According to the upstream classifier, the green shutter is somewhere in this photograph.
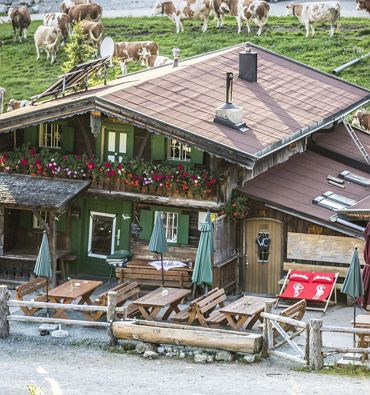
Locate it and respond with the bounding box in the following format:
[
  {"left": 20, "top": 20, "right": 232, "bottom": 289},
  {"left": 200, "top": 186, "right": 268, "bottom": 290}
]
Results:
[
  {"left": 151, "top": 135, "right": 166, "bottom": 160},
  {"left": 24, "top": 126, "right": 38, "bottom": 148},
  {"left": 62, "top": 126, "right": 75, "bottom": 153},
  {"left": 191, "top": 147, "right": 204, "bottom": 164},
  {"left": 177, "top": 213, "right": 189, "bottom": 245},
  {"left": 139, "top": 209, "right": 154, "bottom": 241}
]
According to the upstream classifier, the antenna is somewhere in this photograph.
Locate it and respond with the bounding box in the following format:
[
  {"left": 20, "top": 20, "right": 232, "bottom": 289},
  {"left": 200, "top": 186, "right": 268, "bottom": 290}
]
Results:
[{"left": 101, "top": 37, "right": 115, "bottom": 59}]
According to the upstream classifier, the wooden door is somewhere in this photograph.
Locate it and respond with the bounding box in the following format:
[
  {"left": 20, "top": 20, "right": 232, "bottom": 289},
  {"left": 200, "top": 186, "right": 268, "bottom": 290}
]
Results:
[
  {"left": 244, "top": 218, "right": 282, "bottom": 296},
  {"left": 105, "top": 129, "right": 127, "bottom": 162}
]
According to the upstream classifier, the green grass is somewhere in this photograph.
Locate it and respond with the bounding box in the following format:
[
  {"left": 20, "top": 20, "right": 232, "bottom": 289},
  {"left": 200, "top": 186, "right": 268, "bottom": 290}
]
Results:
[
  {"left": 0, "top": 16, "right": 369, "bottom": 103},
  {"left": 296, "top": 364, "right": 370, "bottom": 377}
]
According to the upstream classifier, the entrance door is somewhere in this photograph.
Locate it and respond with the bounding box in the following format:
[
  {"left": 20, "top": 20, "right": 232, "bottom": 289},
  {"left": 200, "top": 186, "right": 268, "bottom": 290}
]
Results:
[
  {"left": 244, "top": 218, "right": 282, "bottom": 295},
  {"left": 105, "top": 128, "right": 127, "bottom": 162}
]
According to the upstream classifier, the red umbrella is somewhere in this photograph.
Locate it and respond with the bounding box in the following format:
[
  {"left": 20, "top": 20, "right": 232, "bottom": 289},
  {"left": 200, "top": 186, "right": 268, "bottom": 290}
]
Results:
[{"left": 360, "top": 222, "right": 370, "bottom": 309}]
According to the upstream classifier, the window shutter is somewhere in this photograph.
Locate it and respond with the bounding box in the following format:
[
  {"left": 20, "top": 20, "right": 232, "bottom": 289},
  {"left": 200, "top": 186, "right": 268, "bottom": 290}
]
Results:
[
  {"left": 62, "top": 126, "right": 75, "bottom": 152},
  {"left": 151, "top": 135, "right": 166, "bottom": 160},
  {"left": 139, "top": 209, "right": 154, "bottom": 241},
  {"left": 177, "top": 213, "right": 189, "bottom": 245},
  {"left": 24, "top": 126, "right": 38, "bottom": 148},
  {"left": 191, "top": 147, "right": 204, "bottom": 164}
]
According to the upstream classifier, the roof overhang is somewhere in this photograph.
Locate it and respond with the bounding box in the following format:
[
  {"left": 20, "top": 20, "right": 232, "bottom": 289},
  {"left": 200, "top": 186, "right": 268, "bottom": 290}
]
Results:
[{"left": 0, "top": 174, "right": 91, "bottom": 212}]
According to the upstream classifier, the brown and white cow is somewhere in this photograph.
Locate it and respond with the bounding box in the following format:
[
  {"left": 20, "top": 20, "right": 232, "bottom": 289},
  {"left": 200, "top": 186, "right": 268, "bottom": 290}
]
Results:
[
  {"left": 68, "top": 3, "right": 102, "bottom": 24},
  {"left": 148, "top": 55, "right": 172, "bottom": 67},
  {"left": 113, "top": 41, "right": 159, "bottom": 75},
  {"left": 80, "top": 20, "right": 104, "bottom": 56},
  {"left": 7, "top": 99, "right": 31, "bottom": 112},
  {"left": 286, "top": 1, "right": 341, "bottom": 37},
  {"left": 43, "top": 12, "right": 71, "bottom": 43},
  {"left": 34, "top": 26, "right": 64, "bottom": 64},
  {"left": 8, "top": 6, "right": 31, "bottom": 42},
  {"left": 356, "top": 0, "right": 370, "bottom": 14},
  {"left": 353, "top": 111, "right": 370, "bottom": 132},
  {"left": 152, "top": 0, "right": 213, "bottom": 33},
  {"left": 60, "top": 0, "right": 92, "bottom": 14}
]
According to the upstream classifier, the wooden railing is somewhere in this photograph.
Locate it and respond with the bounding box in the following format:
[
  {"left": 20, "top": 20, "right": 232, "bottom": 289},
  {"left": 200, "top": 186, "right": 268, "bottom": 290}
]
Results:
[{"left": 213, "top": 254, "right": 238, "bottom": 293}]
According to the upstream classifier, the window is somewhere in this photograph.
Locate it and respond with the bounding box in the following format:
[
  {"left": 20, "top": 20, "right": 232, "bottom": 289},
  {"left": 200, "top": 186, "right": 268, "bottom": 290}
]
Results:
[
  {"left": 39, "top": 124, "right": 62, "bottom": 148},
  {"left": 168, "top": 139, "right": 191, "bottom": 161},
  {"left": 256, "top": 231, "right": 270, "bottom": 263},
  {"left": 106, "top": 129, "right": 127, "bottom": 162},
  {"left": 33, "top": 212, "right": 49, "bottom": 229},
  {"left": 160, "top": 211, "right": 178, "bottom": 243},
  {"left": 88, "top": 212, "right": 116, "bottom": 258}
]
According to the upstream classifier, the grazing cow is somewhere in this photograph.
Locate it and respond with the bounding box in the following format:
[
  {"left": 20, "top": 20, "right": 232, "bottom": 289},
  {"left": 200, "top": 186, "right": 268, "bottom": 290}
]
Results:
[
  {"left": 356, "top": 0, "right": 370, "bottom": 14},
  {"left": 34, "top": 26, "right": 64, "bottom": 64},
  {"left": 152, "top": 0, "right": 213, "bottom": 33},
  {"left": 7, "top": 99, "right": 31, "bottom": 112},
  {"left": 353, "top": 111, "right": 370, "bottom": 132},
  {"left": 0, "top": 88, "right": 6, "bottom": 114},
  {"left": 60, "top": 0, "right": 92, "bottom": 14},
  {"left": 80, "top": 20, "right": 104, "bottom": 56},
  {"left": 43, "top": 12, "right": 71, "bottom": 43},
  {"left": 148, "top": 55, "right": 172, "bottom": 67},
  {"left": 113, "top": 41, "right": 159, "bottom": 75},
  {"left": 68, "top": 3, "right": 103, "bottom": 24},
  {"left": 286, "top": 1, "right": 341, "bottom": 37},
  {"left": 8, "top": 6, "right": 31, "bottom": 42}
]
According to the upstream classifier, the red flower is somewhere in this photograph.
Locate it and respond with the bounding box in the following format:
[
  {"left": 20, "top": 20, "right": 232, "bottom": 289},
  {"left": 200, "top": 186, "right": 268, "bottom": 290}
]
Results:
[
  {"left": 177, "top": 164, "right": 184, "bottom": 171},
  {"left": 183, "top": 171, "right": 189, "bottom": 177},
  {"left": 20, "top": 159, "right": 28, "bottom": 166},
  {"left": 117, "top": 163, "right": 123, "bottom": 170},
  {"left": 104, "top": 162, "right": 112, "bottom": 168}
]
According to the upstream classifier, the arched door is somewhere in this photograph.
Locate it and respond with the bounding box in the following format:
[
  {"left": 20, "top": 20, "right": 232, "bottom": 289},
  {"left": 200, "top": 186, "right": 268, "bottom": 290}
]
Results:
[{"left": 244, "top": 218, "right": 282, "bottom": 295}]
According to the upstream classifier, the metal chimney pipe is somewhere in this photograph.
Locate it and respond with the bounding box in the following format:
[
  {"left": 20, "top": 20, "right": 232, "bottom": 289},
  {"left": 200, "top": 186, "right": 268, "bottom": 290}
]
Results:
[
  {"left": 226, "top": 72, "right": 233, "bottom": 104},
  {"left": 239, "top": 44, "right": 257, "bottom": 83}
]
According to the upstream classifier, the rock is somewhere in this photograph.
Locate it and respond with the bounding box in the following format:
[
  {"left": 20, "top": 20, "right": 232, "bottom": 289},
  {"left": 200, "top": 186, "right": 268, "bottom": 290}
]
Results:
[
  {"left": 179, "top": 351, "right": 186, "bottom": 359},
  {"left": 243, "top": 354, "right": 256, "bottom": 363},
  {"left": 157, "top": 346, "right": 165, "bottom": 355},
  {"left": 135, "top": 342, "right": 156, "bottom": 354},
  {"left": 143, "top": 350, "right": 159, "bottom": 360},
  {"left": 194, "top": 353, "right": 208, "bottom": 364},
  {"left": 166, "top": 352, "right": 177, "bottom": 358},
  {"left": 207, "top": 355, "right": 214, "bottom": 363},
  {"left": 215, "top": 351, "right": 234, "bottom": 362}
]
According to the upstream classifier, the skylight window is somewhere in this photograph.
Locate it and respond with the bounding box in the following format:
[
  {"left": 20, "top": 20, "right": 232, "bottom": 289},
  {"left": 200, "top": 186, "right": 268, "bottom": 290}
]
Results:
[
  {"left": 312, "top": 196, "right": 347, "bottom": 211},
  {"left": 339, "top": 171, "right": 370, "bottom": 187},
  {"left": 322, "top": 191, "right": 357, "bottom": 207}
]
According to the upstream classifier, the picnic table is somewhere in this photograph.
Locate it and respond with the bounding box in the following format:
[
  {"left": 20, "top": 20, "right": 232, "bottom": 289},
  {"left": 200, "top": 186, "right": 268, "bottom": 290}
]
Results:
[
  {"left": 133, "top": 287, "right": 190, "bottom": 321},
  {"left": 220, "top": 295, "right": 276, "bottom": 331},
  {"left": 48, "top": 279, "right": 103, "bottom": 319},
  {"left": 352, "top": 314, "right": 370, "bottom": 348}
]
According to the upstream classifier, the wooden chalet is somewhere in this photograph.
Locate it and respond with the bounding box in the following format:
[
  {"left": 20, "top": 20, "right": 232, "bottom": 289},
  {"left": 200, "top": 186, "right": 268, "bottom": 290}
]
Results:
[{"left": 0, "top": 43, "right": 369, "bottom": 295}]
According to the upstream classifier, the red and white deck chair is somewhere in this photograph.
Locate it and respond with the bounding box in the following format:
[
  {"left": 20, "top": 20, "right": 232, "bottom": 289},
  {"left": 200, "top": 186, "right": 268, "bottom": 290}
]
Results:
[{"left": 276, "top": 270, "right": 338, "bottom": 313}]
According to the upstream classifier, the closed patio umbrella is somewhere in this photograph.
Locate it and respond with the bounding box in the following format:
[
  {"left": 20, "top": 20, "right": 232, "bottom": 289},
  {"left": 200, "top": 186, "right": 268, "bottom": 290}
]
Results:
[
  {"left": 149, "top": 212, "right": 168, "bottom": 286},
  {"left": 192, "top": 212, "right": 214, "bottom": 295},
  {"left": 341, "top": 247, "right": 364, "bottom": 344},
  {"left": 34, "top": 231, "right": 52, "bottom": 315},
  {"left": 360, "top": 222, "right": 370, "bottom": 310}
]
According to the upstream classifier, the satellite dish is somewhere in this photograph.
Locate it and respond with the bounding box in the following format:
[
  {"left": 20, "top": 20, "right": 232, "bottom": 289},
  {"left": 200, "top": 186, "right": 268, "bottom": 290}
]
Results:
[{"left": 101, "top": 37, "right": 115, "bottom": 58}]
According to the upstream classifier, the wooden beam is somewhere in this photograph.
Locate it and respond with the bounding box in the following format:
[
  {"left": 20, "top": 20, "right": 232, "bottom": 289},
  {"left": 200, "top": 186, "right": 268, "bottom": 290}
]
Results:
[
  {"left": 137, "top": 133, "right": 150, "bottom": 160},
  {"left": 49, "top": 212, "right": 57, "bottom": 287},
  {"left": 7, "top": 315, "right": 108, "bottom": 327},
  {"left": 32, "top": 209, "right": 50, "bottom": 234},
  {"left": 0, "top": 207, "right": 4, "bottom": 256},
  {"left": 0, "top": 285, "right": 10, "bottom": 338}
]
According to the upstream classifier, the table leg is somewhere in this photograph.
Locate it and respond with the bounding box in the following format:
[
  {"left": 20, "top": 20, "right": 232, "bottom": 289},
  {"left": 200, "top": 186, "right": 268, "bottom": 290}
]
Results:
[
  {"left": 138, "top": 305, "right": 150, "bottom": 320},
  {"left": 51, "top": 297, "right": 73, "bottom": 319},
  {"left": 162, "top": 302, "right": 180, "bottom": 321},
  {"left": 224, "top": 313, "right": 238, "bottom": 330},
  {"left": 246, "top": 312, "right": 261, "bottom": 329},
  {"left": 59, "top": 257, "right": 66, "bottom": 280},
  {"left": 79, "top": 290, "right": 94, "bottom": 306},
  {"left": 146, "top": 306, "right": 162, "bottom": 320}
]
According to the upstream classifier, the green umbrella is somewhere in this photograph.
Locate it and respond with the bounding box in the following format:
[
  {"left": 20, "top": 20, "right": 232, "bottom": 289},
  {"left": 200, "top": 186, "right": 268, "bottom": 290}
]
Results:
[
  {"left": 34, "top": 231, "right": 52, "bottom": 315},
  {"left": 149, "top": 212, "right": 168, "bottom": 286},
  {"left": 192, "top": 214, "right": 214, "bottom": 294},
  {"left": 341, "top": 247, "right": 364, "bottom": 344}
]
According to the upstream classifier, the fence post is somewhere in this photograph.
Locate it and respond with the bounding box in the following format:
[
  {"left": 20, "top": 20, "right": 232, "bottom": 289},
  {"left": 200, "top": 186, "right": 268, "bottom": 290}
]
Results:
[
  {"left": 261, "top": 301, "right": 274, "bottom": 358},
  {"left": 309, "top": 319, "right": 324, "bottom": 370},
  {"left": 107, "top": 291, "right": 118, "bottom": 346},
  {"left": 0, "top": 285, "right": 10, "bottom": 339}
]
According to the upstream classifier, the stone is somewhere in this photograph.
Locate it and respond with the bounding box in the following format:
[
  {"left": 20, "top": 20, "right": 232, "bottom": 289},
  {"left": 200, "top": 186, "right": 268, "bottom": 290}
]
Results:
[
  {"left": 194, "top": 353, "right": 208, "bottom": 364},
  {"left": 215, "top": 351, "right": 234, "bottom": 362},
  {"left": 243, "top": 354, "right": 256, "bottom": 363},
  {"left": 31, "top": 5, "right": 39, "bottom": 13},
  {"left": 179, "top": 351, "right": 186, "bottom": 359},
  {"left": 207, "top": 355, "right": 214, "bottom": 363},
  {"left": 135, "top": 342, "right": 156, "bottom": 354},
  {"left": 143, "top": 350, "right": 159, "bottom": 360},
  {"left": 157, "top": 346, "right": 165, "bottom": 354}
]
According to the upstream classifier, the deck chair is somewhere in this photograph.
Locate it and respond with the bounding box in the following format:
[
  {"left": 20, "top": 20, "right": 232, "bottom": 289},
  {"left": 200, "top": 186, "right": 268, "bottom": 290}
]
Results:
[{"left": 276, "top": 270, "right": 338, "bottom": 313}]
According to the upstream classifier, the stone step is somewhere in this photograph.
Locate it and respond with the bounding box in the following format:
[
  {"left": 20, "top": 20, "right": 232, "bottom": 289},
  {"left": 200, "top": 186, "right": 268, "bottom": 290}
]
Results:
[{"left": 342, "top": 352, "right": 365, "bottom": 362}]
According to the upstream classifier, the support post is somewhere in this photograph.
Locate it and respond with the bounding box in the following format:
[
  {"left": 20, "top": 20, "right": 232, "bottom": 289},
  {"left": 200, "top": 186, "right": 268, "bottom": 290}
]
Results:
[
  {"left": 0, "top": 206, "right": 4, "bottom": 256},
  {"left": 0, "top": 285, "right": 10, "bottom": 338},
  {"left": 262, "top": 301, "right": 273, "bottom": 358},
  {"left": 107, "top": 291, "right": 118, "bottom": 346},
  {"left": 309, "top": 319, "right": 324, "bottom": 370},
  {"left": 49, "top": 212, "right": 57, "bottom": 288}
]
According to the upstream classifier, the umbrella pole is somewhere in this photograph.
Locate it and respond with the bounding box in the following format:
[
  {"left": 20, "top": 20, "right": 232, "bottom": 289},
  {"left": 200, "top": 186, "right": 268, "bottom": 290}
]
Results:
[
  {"left": 353, "top": 301, "right": 356, "bottom": 347},
  {"left": 46, "top": 278, "right": 49, "bottom": 318},
  {"left": 161, "top": 253, "right": 164, "bottom": 287}
]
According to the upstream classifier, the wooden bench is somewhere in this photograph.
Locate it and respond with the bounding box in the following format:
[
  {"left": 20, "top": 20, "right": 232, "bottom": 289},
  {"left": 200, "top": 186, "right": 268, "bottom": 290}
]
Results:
[
  {"left": 194, "top": 288, "right": 227, "bottom": 328},
  {"left": 90, "top": 281, "right": 141, "bottom": 321},
  {"left": 16, "top": 277, "right": 48, "bottom": 316},
  {"left": 117, "top": 260, "right": 193, "bottom": 289}
]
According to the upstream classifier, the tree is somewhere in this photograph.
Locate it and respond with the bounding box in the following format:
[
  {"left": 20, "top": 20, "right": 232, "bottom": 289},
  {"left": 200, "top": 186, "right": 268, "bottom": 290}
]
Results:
[{"left": 61, "top": 22, "right": 96, "bottom": 73}]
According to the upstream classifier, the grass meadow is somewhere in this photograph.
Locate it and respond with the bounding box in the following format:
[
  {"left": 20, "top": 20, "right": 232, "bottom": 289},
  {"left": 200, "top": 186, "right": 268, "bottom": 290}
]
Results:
[{"left": 0, "top": 16, "right": 369, "bottom": 103}]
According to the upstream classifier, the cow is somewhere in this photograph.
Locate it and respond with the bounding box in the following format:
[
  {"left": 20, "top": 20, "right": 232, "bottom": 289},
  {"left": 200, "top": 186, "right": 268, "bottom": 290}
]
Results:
[
  {"left": 60, "top": 0, "right": 92, "bottom": 14},
  {"left": 8, "top": 6, "right": 31, "bottom": 42},
  {"left": 356, "top": 0, "right": 370, "bottom": 14},
  {"left": 43, "top": 12, "right": 71, "bottom": 43},
  {"left": 286, "top": 2, "right": 341, "bottom": 38},
  {"left": 152, "top": 0, "right": 214, "bottom": 33},
  {"left": 148, "top": 55, "right": 172, "bottom": 67},
  {"left": 80, "top": 20, "right": 104, "bottom": 56},
  {"left": 353, "top": 111, "right": 370, "bottom": 132},
  {"left": 7, "top": 99, "right": 31, "bottom": 112},
  {"left": 34, "top": 26, "right": 64, "bottom": 64},
  {"left": 68, "top": 3, "right": 103, "bottom": 24},
  {"left": 113, "top": 41, "right": 159, "bottom": 75}
]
